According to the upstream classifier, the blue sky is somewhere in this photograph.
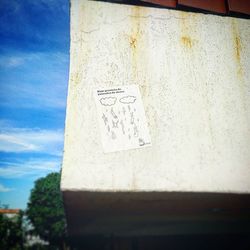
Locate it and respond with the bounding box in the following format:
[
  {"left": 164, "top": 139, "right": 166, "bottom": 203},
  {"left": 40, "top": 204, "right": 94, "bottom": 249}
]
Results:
[{"left": 0, "top": 0, "right": 69, "bottom": 209}]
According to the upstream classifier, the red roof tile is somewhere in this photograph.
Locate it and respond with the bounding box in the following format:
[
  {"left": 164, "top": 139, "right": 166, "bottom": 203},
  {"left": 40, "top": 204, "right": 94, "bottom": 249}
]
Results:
[
  {"left": 228, "top": 0, "right": 250, "bottom": 15},
  {"left": 0, "top": 209, "right": 20, "bottom": 214},
  {"left": 178, "top": 0, "right": 227, "bottom": 14}
]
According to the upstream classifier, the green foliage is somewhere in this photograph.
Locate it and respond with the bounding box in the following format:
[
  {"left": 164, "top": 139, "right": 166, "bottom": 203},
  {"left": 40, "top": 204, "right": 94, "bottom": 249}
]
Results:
[
  {"left": 0, "top": 211, "right": 24, "bottom": 250},
  {"left": 26, "top": 172, "right": 66, "bottom": 245}
]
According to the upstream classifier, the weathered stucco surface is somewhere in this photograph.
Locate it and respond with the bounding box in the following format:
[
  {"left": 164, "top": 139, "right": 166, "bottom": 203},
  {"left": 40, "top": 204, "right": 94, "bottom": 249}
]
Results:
[{"left": 61, "top": 0, "right": 250, "bottom": 194}]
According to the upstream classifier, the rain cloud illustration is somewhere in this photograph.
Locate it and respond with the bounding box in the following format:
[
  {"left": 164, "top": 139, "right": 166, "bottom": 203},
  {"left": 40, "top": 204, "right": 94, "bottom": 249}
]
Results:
[
  {"left": 119, "top": 95, "right": 137, "bottom": 104},
  {"left": 99, "top": 97, "right": 117, "bottom": 106}
]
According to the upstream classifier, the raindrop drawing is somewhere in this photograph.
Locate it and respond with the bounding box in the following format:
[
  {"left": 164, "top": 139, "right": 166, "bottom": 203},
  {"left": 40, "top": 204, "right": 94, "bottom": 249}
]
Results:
[
  {"left": 107, "top": 125, "right": 110, "bottom": 132},
  {"left": 102, "top": 113, "right": 108, "bottom": 126},
  {"left": 120, "top": 120, "right": 125, "bottom": 134},
  {"left": 111, "top": 107, "right": 118, "bottom": 119},
  {"left": 112, "top": 119, "right": 119, "bottom": 128},
  {"left": 130, "top": 112, "right": 134, "bottom": 125},
  {"left": 133, "top": 125, "right": 139, "bottom": 137}
]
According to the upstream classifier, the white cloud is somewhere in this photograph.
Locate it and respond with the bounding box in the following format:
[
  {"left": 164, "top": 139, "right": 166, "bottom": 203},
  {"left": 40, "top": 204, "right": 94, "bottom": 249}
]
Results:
[
  {"left": 0, "top": 125, "right": 64, "bottom": 155},
  {"left": 100, "top": 97, "right": 117, "bottom": 106},
  {"left": 0, "top": 51, "right": 68, "bottom": 69},
  {"left": 0, "top": 56, "right": 25, "bottom": 68},
  {"left": 0, "top": 159, "right": 61, "bottom": 179},
  {"left": 119, "top": 95, "right": 137, "bottom": 104},
  {"left": 0, "top": 183, "right": 13, "bottom": 192},
  {"left": 0, "top": 54, "right": 33, "bottom": 68},
  {"left": 0, "top": 134, "right": 38, "bottom": 152},
  {"left": 0, "top": 51, "right": 68, "bottom": 110}
]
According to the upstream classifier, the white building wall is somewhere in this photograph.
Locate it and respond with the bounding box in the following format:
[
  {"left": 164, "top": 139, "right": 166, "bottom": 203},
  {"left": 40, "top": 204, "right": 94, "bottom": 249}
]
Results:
[{"left": 61, "top": 0, "right": 250, "bottom": 194}]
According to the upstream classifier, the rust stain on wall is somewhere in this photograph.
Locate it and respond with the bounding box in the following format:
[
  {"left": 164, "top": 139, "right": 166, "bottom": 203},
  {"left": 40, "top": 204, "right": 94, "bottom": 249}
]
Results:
[
  {"left": 130, "top": 6, "right": 141, "bottom": 49},
  {"left": 72, "top": 71, "right": 81, "bottom": 87},
  {"left": 129, "top": 6, "right": 145, "bottom": 80},
  {"left": 231, "top": 19, "right": 243, "bottom": 77},
  {"left": 179, "top": 12, "right": 198, "bottom": 51},
  {"left": 231, "top": 19, "right": 248, "bottom": 116},
  {"left": 181, "top": 36, "right": 194, "bottom": 49},
  {"left": 235, "top": 36, "right": 242, "bottom": 62},
  {"left": 129, "top": 36, "right": 137, "bottom": 49}
]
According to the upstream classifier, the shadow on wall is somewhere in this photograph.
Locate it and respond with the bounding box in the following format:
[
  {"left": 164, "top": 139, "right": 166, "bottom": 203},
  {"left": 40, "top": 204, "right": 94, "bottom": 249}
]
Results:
[{"left": 68, "top": 234, "right": 250, "bottom": 250}]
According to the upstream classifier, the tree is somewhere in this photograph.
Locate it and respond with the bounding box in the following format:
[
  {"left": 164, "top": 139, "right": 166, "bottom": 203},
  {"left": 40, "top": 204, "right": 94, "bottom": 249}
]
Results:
[
  {"left": 0, "top": 211, "right": 24, "bottom": 250},
  {"left": 26, "top": 172, "right": 66, "bottom": 248}
]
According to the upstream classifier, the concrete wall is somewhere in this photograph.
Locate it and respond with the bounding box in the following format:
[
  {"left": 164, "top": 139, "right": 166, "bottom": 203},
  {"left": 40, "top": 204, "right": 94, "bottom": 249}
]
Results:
[
  {"left": 61, "top": 0, "right": 250, "bottom": 235},
  {"left": 62, "top": 0, "right": 250, "bottom": 194}
]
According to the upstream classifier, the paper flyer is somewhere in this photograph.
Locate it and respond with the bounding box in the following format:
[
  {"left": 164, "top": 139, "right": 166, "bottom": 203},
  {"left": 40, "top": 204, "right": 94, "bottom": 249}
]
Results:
[{"left": 93, "top": 85, "right": 152, "bottom": 153}]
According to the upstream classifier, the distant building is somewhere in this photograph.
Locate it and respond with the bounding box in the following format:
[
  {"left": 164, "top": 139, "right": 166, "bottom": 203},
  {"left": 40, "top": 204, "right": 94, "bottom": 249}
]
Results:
[
  {"left": 0, "top": 208, "right": 20, "bottom": 219},
  {"left": 0, "top": 208, "right": 48, "bottom": 247}
]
